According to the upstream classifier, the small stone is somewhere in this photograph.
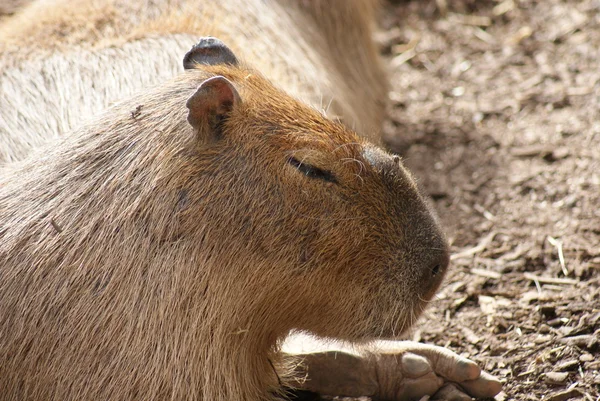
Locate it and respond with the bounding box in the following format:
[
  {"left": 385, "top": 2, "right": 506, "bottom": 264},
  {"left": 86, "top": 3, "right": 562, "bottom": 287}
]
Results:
[
  {"left": 544, "top": 371, "right": 569, "bottom": 385},
  {"left": 451, "top": 86, "right": 465, "bottom": 97},
  {"left": 495, "top": 391, "right": 507, "bottom": 401},
  {"left": 552, "top": 147, "right": 570, "bottom": 160},
  {"left": 579, "top": 353, "right": 594, "bottom": 362}
]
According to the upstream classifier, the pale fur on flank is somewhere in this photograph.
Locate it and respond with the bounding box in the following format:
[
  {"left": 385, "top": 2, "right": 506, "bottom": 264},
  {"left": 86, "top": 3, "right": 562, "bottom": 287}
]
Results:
[{"left": 0, "top": 0, "right": 387, "bottom": 164}]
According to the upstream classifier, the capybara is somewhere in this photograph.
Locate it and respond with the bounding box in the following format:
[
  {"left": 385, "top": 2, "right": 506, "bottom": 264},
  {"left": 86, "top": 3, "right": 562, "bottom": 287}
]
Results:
[
  {"left": 0, "top": 39, "right": 455, "bottom": 400},
  {"left": 0, "top": 0, "right": 386, "bottom": 164}
]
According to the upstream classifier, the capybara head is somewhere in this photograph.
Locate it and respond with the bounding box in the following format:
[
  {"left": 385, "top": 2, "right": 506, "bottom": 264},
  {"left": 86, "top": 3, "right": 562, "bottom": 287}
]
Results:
[{"left": 179, "top": 37, "right": 450, "bottom": 341}]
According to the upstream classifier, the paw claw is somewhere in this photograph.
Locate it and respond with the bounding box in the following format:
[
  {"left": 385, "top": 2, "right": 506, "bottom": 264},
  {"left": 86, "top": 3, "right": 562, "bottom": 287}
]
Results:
[
  {"left": 458, "top": 371, "right": 503, "bottom": 398},
  {"left": 432, "top": 383, "right": 472, "bottom": 401},
  {"left": 396, "top": 374, "right": 444, "bottom": 400},
  {"left": 454, "top": 358, "right": 481, "bottom": 381}
]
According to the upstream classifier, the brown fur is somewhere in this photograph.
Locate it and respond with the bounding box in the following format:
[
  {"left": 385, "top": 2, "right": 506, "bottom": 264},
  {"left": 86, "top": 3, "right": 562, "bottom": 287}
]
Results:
[
  {"left": 0, "top": 0, "right": 387, "bottom": 163},
  {"left": 0, "top": 60, "right": 448, "bottom": 400}
]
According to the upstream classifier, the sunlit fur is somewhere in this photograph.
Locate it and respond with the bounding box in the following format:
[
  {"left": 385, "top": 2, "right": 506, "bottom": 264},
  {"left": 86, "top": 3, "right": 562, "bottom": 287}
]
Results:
[
  {"left": 0, "top": 0, "right": 387, "bottom": 164},
  {"left": 0, "top": 63, "right": 447, "bottom": 401}
]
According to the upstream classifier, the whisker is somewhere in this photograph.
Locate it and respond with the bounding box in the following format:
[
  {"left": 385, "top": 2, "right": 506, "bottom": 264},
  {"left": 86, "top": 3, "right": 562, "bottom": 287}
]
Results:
[
  {"left": 324, "top": 97, "right": 334, "bottom": 114},
  {"left": 341, "top": 157, "right": 366, "bottom": 176}
]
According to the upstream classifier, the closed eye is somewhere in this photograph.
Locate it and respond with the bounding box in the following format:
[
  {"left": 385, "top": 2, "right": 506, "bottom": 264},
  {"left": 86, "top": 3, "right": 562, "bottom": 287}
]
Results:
[{"left": 288, "top": 157, "right": 337, "bottom": 183}]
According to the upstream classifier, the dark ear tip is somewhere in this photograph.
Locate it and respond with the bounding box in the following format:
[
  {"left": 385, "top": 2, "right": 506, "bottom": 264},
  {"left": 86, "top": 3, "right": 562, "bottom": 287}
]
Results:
[{"left": 183, "top": 37, "right": 239, "bottom": 70}]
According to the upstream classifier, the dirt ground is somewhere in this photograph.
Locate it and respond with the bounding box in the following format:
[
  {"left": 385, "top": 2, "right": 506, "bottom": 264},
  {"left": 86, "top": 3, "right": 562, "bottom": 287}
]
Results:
[{"left": 377, "top": 0, "right": 600, "bottom": 399}]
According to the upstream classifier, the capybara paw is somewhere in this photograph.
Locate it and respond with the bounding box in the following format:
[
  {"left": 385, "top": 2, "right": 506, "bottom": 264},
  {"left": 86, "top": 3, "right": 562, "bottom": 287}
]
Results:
[{"left": 372, "top": 341, "right": 503, "bottom": 401}]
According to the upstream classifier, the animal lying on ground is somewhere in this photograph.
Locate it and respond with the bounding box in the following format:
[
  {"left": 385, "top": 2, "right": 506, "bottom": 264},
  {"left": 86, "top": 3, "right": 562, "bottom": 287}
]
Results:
[
  {"left": 0, "top": 0, "right": 502, "bottom": 399},
  {"left": 0, "top": 37, "right": 502, "bottom": 401}
]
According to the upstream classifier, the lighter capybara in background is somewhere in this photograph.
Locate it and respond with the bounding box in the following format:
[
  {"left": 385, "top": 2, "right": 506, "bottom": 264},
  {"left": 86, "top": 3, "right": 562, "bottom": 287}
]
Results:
[
  {"left": 0, "top": 0, "right": 387, "bottom": 164},
  {"left": 0, "top": 38, "right": 452, "bottom": 399}
]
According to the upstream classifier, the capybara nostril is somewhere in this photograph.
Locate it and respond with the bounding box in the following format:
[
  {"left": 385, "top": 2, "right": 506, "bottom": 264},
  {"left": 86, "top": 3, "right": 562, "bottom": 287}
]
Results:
[
  {"left": 422, "top": 249, "right": 450, "bottom": 301},
  {"left": 431, "top": 264, "right": 441, "bottom": 277}
]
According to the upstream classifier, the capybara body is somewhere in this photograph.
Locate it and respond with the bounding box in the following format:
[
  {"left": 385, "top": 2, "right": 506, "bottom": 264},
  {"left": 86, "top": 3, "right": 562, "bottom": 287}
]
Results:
[
  {"left": 0, "top": 43, "right": 449, "bottom": 400},
  {"left": 0, "top": 0, "right": 387, "bottom": 164}
]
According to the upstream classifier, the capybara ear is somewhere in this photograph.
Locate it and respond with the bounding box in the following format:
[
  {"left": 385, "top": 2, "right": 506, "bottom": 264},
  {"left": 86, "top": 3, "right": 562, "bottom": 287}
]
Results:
[
  {"left": 183, "top": 37, "right": 238, "bottom": 69},
  {"left": 186, "top": 76, "right": 241, "bottom": 140}
]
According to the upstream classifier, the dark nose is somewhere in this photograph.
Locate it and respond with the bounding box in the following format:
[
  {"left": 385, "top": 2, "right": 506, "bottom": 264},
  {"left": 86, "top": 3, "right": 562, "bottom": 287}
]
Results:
[{"left": 421, "top": 247, "right": 450, "bottom": 301}]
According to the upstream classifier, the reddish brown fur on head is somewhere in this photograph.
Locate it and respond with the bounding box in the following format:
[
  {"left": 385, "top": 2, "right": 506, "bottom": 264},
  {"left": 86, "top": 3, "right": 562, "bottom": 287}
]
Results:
[
  {"left": 0, "top": 43, "right": 447, "bottom": 401},
  {"left": 179, "top": 61, "right": 450, "bottom": 338}
]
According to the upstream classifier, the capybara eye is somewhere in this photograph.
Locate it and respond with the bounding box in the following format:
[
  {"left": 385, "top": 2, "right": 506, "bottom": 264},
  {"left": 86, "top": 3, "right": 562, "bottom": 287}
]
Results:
[{"left": 287, "top": 157, "right": 337, "bottom": 184}]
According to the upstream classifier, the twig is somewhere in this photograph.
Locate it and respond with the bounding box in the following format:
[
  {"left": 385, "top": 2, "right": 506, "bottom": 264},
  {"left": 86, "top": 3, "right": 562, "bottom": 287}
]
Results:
[
  {"left": 547, "top": 236, "right": 568, "bottom": 276},
  {"left": 471, "top": 268, "right": 502, "bottom": 279},
  {"left": 451, "top": 231, "right": 497, "bottom": 260},
  {"left": 524, "top": 273, "right": 578, "bottom": 285},
  {"left": 390, "top": 48, "right": 417, "bottom": 68},
  {"left": 493, "top": 0, "right": 515, "bottom": 16},
  {"left": 449, "top": 12, "right": 492, "bottom": 27},
  {"left": 474, "top": 204, "right": 495, "bottom": 221}
]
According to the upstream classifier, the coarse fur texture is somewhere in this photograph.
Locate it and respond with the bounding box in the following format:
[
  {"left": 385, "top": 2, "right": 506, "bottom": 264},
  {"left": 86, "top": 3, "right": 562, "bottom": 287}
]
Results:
[
  {"left": 0, "top": 0, "right": 387, "bottom": 164},
  {"left": 0, "top": 60, "right": 449, "bottom": 401}
]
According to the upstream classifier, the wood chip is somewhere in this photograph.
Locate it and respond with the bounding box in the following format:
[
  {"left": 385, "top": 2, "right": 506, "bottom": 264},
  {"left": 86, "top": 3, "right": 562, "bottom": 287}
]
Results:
[
  {"left": 524, "top": 273, "right": 579, "bottom": 285},
  {"left": 544, "top": 147, "right": 571, "bottom": 162},
  {"left": 511, "top": 144, "right": 553, "bottom": 158},
  {"left": 567, "top": 87, "right": 594, "bottom": 96},
  {"left": 451, "top": 231, "right": 497, "bottom": 260},
  {"left": 390, "top": 49, "right": 417, "bottom": 68},
  {"left": 471, "top": 268, "right": 502, "bottom": 279},
  {"left": 507, "top": 26, "right": 533, "bottom": 44},
  {"left": 546, "top": 388, "right": 583, "bottom": 401},
  {"left": 450, "top": 13, "right": 492, "bottom": 27},
  {"left": 558, "top": 334, "right": 593, "bottom": 347},
  {"left": 548, "top": 317, "right": 569, "bottom": 327},
  {"left": 493, "top": 0, "right": 515, "bottom": 16},
  {"left": 461, "top": 326, "right": 482, "bottom": 344},
  {"left": 556, "top": 359, "right": 580, "bottom": 372},
  {"left": 545, "top": 371, "right": 569, "bottom": 385}
]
